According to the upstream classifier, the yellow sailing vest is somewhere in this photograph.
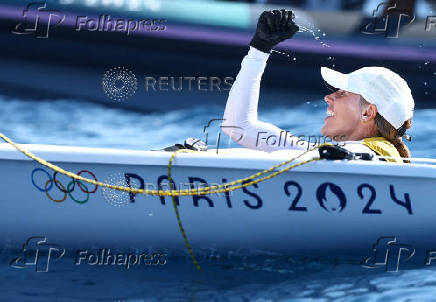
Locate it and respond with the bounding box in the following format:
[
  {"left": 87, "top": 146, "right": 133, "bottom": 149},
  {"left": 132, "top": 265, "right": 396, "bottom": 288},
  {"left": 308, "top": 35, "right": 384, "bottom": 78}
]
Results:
[{"left": 362, "top": 137, "right": 403, "bottom": 163}]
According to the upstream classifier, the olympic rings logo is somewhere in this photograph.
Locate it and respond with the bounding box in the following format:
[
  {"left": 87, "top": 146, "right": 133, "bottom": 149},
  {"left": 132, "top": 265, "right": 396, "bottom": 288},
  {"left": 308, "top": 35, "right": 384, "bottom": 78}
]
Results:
[{"left": 31, "top": 168, "right": 99, "bottom": 204}]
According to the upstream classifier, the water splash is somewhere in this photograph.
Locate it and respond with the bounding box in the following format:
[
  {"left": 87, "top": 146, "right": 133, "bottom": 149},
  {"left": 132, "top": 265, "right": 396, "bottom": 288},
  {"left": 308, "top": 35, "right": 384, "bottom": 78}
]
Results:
[
  {"left": 327, "top": 56, "right": 336, "bottom": 68},
  {"left": 297, "top": 24, "right": 330, "bottom": 48},
  {"left": 418, "top": 60, "right": 432, "bottom": 97},
  {"left": 270, "top": 14, "right": 331, "bottom": 62},
  {"left": 270, "top": 49, "right": 298, "bottom": 63},
  {"left": 271, "top": 49, "right": 292, "bottom": 58}
]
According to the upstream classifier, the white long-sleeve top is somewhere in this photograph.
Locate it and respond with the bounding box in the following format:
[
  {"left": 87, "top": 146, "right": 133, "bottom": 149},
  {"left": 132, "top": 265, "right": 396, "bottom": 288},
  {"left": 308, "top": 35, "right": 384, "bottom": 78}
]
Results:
[{"left": 222, "top": 46, "right": 376, "bottom": 155}]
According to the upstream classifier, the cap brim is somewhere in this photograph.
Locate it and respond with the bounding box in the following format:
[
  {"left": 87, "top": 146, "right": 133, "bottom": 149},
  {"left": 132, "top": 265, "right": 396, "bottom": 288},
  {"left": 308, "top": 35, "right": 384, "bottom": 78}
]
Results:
[
  {"left": 321, "top": 67, "right": 349, "bottom": 91},
  {"left": 323, "top": 80, "right": 338, "bottom": 92}
]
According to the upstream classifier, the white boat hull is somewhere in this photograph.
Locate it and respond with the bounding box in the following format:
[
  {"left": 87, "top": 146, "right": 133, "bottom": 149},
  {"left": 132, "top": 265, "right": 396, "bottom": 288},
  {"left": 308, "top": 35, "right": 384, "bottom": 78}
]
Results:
[{"left": 1, "top": 143, "right": 436, "bottom": 260}]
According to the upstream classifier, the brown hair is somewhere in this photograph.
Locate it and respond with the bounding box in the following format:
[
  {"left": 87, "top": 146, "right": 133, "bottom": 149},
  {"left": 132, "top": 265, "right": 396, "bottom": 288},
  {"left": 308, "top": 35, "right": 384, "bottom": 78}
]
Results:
[{"left": 360, "top": 97, "right": 412, "bottom": 163}]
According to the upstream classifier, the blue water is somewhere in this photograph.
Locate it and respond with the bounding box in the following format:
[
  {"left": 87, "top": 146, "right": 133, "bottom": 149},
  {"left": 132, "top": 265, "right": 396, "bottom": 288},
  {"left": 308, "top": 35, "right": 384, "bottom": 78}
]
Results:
[
  {"left": 1, "top": 94, "right": 436, "bottom": 301},
  {"left": 0, "top": 95, "right": 433, "bottom": 158}
]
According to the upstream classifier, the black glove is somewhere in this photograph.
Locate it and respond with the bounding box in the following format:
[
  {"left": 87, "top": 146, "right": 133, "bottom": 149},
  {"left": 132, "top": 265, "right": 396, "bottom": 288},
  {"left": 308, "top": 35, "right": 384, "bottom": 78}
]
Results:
[{"left": 250, "top": 9, "right": 299, "bottom": 53}]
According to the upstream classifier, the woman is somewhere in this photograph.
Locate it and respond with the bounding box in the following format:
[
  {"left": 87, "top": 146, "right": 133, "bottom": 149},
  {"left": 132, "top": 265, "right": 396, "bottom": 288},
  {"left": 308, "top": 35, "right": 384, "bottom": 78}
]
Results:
[{"left": 222, "top": 9, "right": 414, "bottom": 163}]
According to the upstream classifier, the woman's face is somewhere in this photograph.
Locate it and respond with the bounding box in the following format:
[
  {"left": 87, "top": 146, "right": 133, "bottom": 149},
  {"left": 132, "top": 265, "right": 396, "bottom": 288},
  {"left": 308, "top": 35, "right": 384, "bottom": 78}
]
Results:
[{"left": 321, "top": 89, "right": 363, "bottom": 140}]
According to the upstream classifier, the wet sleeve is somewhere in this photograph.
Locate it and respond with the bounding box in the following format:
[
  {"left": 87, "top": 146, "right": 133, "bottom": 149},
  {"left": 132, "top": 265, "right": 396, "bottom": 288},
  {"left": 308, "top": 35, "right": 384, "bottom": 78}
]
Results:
[{"left": 222, "top": 47, "right": 308, "bottom": 152}]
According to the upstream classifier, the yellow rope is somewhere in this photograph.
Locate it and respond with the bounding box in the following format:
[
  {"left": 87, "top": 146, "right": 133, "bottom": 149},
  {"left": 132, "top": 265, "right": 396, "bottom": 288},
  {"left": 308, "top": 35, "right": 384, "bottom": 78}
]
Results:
[
  {"left": 0, "top": 132, "right": 320, "bottom": 196},
  {"left": 168, "top": 149, "right": 319, "bottom": 270},
  {"left": 167, "top": 150, "right": 201, "bottom": 270},
  {"left": 0, "top": 131, "right": 321, "bottom": 271}
]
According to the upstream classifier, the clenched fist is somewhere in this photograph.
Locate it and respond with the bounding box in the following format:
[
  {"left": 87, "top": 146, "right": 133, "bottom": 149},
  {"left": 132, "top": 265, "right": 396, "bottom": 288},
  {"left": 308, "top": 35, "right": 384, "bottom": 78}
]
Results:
[{"left": 250, "top": 9, "right": 299, "bottom": 53}]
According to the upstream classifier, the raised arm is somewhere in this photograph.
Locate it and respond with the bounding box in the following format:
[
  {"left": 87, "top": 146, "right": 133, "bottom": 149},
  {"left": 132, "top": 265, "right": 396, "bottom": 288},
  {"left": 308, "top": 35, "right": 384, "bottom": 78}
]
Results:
[{"left": 222, "top": 10, "right": 307, "bottom": 152}]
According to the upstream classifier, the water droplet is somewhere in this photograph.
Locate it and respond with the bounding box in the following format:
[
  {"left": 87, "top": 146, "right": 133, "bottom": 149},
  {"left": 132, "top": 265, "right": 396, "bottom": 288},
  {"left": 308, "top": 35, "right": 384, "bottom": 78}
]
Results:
[
  {"left": 425, "top": 91, "right": 428, "bottom": 95},
  {"left": 306, "top": 101, "right": 311, "bottom": 105},
  {"left": 322, "top": 33, "right": 326, "bottom": 36},
  {"left": 424, "top": 61, "right": 430, "bottom": 65},
  {"left": 424, "top": 82, "right": 428, "bottom": 86},
  {"left": 315, "top": 36, "right": 320, "bottom": 40},
  {"left": 293, "top": 57, "right": 297, "bottom": 61}
]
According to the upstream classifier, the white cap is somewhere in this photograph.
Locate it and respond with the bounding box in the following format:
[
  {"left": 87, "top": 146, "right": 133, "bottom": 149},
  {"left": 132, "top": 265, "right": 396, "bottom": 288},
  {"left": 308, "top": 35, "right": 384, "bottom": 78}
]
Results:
[{"left": 320, "top": 66, "right": 415, "bottom": 130}]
